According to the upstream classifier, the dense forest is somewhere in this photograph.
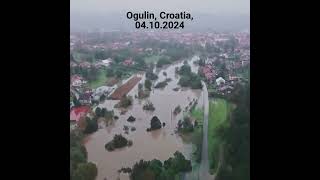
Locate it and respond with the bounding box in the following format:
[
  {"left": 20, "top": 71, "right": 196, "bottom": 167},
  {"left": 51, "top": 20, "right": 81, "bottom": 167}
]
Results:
[{"left": 216, "top": 82, "right": 250, "bottom": 180}]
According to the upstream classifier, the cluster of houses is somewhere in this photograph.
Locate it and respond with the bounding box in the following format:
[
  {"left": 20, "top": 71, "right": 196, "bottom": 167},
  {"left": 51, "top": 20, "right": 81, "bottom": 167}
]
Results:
[
  {"left": 215, "top": 77, "right": 234, "bottom": 95},
  {"left": 70, "top": 106, "right": 91, "bottom": 130},
  {"left": 71, "top": 75, "right": 87, "bottom": 87},
  {"left": 70, "top": 73, "right": 117, "bottom": 130},
  {"left": 70, "top": 75, "right": 117, "bottom": 106},
  {"left": 70, "top": 79, "right": 92, "bottom": 108},
  {"left": 101, "top": 58, "right": 112, "bottom": 67},
  {"left": 70, "top": 31, "right": 249, "bottom": 57},
  {"left": 198, "top": 49, "right": 248, "bottom": 96},
  {"left": 70, "top": 58, "right": 114, "bottom": 69},
  {"left": 199, "top": 64, "right": 216, "bottom": 83},
  {"left": 69, "top": 31, "right": 249, "bottom": 130}
]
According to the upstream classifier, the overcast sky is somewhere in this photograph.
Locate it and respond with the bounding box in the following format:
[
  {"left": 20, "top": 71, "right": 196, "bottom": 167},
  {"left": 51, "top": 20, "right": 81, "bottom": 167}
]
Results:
[{"left": 71, "top": 0, "right": 250, "bottom": 14}]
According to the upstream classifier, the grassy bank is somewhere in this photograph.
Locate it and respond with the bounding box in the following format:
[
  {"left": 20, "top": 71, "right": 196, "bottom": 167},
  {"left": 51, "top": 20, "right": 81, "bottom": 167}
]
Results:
[
  {"left": 178, "top": 107, "right": 204, "bottom": 179},
  {"left": 191, "top": 108, "right": 204, "bottom": 124},
  {"left": 208, "top": 98, "right": 230, "bottom": 174},
  {"left": 189, "top": 108, "right": 204, "bottom": 179}
]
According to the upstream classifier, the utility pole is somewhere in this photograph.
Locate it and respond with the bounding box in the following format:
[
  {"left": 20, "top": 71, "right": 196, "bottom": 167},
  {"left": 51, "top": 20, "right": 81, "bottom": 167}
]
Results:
[{"left": 171, "top": 107, "right": 173, "bottom": 127}]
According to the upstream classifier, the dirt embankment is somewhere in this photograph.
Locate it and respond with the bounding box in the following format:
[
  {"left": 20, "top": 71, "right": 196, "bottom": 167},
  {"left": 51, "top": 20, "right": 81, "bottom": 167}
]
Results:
[{"left": 110, "top": 76, "right": 142, "bottom": 100}]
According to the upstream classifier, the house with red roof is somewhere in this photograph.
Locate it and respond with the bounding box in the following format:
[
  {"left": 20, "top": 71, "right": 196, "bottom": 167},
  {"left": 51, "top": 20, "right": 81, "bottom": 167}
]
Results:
[
  {"left": 123, "top": 58, "right": 134, "bottom": 66},
  {"left": 71, "top": 75, "right": 87, "bottom": 87},
  {"left": 200, "top": 65, "right": 215, "bottom": 83},
  {"left": 70, "top": 106, "right": 90, "bottom": 123},
  {"left": 79, "top": 61, "right": 91, "bottom": 68}
]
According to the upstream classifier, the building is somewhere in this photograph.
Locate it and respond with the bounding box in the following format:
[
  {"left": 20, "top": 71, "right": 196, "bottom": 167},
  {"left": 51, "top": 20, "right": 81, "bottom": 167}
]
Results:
[
  {"left": 78, "top": 92, "right": 92, "bottom": 105},
  {"left": 219, "top": 85, "right": 234, "bottom": 93},
  {"left": 79, "top": 61, "right": 91, "bottom": 68},
  {"left": 94, "top": 86, "right": 113, "bottom": 96},
  {"left": 200, "top": 65, "right": 215, "bottom": 83},
  {"left": 70, "top": 106, "right": 90, "bottom": 122},
  {"left": 228, "top": 75, "right": 241, "bottom": 81},
  {"left": 123, "top": 58, "right": 133, "bottom": 66},
  {"left": 71, "top": 75, "right": 87, "bottom": 87},
  {"left": 101, "top": 58, "right": 113, "bottom": 67},
  {"left": 216, "top": 77, "right": 226, "bottom": 86}
]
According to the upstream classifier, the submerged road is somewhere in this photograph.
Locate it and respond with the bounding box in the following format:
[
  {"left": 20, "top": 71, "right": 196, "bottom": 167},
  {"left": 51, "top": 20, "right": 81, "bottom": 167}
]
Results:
[{"left": 199, "top": 81, "right": 214, "bottom": 180}]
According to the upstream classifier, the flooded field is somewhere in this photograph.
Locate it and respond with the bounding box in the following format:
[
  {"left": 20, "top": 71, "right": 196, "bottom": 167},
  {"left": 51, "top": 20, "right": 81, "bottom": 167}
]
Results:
[{"left": 84, "top": 56, "right": 203, "bottom": 180}]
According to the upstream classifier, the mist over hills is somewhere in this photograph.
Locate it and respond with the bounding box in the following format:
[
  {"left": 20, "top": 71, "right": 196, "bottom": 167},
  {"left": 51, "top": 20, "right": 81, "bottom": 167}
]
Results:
[{"left": 70, "top": 12, "right": 249, "bottom": 33}]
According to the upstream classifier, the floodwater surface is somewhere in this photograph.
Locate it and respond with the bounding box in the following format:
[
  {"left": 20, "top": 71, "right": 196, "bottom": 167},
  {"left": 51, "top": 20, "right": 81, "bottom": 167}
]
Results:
[{"left": 84, "top": 56, "right": 202, "bottom": 180}]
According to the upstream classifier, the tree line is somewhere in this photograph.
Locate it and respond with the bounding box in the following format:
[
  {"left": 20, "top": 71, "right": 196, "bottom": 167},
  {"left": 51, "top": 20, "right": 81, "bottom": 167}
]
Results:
[{"left": 215, "top": 82, "right": 250, "bottom": 180}]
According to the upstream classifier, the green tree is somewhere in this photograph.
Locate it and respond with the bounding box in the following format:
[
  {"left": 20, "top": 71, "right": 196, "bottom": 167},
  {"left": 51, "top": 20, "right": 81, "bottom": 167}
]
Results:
[
  {"left": 144, "top": 79, "right": 152, "bottom": 91},
  {"left": 134, "top": 55, "right": 147, "bottom": 69},
  {"left": 73, "top": 97, "right": 81, "bottom": 107},
  {"left": 178, "top": 64, "right": 191, "bottom": 76},
  {"left": 217, "top": 63, "right": 227, "bottom": 79},
  {"left": 150, "top": 116, "right": 162, "bottom": 130},
  {"left": 178, "top": 76, "right": 189, "bottom": 87},
  {"left": 116, "top": 96, "right": 132, "bottom": 108},
  {"left": 100, "top": 94, "right": 106, "bottom": 101},
  {"left": 105, "top": 68, "right": 114, "bottom": 77},
  {"left": 95, "top": 107, "right": 101, "bottom": 117},
  {"left": 146, "top": 71, "right": 158, "bottom": 80},
  {"left": 215, "top": 83, "right": 250, "bottom": 180},
  {"left": 94, "top": 50, "right": 107, "bottom": 60},
  {"left": 113, "top": 134, "right": 129, "bottom": 148},
  {"left": 72, "top": 162, "right": 98, "bottom": 180},
  {"left": 84, "top": 117, "right": 98, "bottom": 134},
  {"left": 115, "top": 70, "right": 123, "bottom": 78},
  {"left": 199, "top": 58, "right": 205, "bottom": 66},
  {"left": 70, "top": 147, "right": 86, "bottom": 169},
  {"left": 156, "top": 57, "right": 171, "bottom": 68},
  {"left": 101, "top": 108, "right": 106, "bottom": 117}
]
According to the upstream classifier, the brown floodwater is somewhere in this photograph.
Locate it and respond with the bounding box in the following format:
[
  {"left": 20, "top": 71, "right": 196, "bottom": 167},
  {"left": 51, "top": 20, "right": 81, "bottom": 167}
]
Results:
[{"left": 84, "top": 56, "right": 202, "bottom": 180}]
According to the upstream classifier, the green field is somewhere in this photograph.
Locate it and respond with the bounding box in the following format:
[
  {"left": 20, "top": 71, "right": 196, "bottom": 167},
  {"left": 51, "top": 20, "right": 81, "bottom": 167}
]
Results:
[
  {"left": 208, "top": 98, "right": 230, "bottom": 174},
  {"left": 88, "top": 70, "right": 108, "bottom": 89},
  {"left": 189, "top": 108, "right": 204, "bottom": 179},
  {"left": 144, "top": 55, "right": 162, "bottom": 64},
  {"left": 73, "top": 52, "right": 91, "bottom": 62},
  {"left": 191, "top": 108, "right": 204, "bottom": 124}
]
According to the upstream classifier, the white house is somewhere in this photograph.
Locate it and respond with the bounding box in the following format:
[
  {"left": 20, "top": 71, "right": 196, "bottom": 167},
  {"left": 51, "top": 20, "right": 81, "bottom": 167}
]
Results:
[
  {"left": 101, "top": 58, "right": 113, "bottom": 67},
  {"left": 71, "top": 75, "right": 87, "bottom": 87},
  {"left": 93, "top": 85, "right": 116, "bottom": 98},
  {"left": 216, "top": 77, "right": 226, "bottom": 86}
]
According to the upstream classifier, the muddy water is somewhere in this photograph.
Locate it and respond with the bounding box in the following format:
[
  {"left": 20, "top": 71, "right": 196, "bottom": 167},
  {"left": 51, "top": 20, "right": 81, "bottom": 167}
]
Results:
[{"left": 85, "top": 56, "right": 202, "bottom": 180}]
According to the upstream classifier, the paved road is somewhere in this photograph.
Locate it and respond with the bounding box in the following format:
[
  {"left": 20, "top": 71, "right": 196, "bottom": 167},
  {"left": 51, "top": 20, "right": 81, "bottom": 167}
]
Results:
[
  {"left": 183, "top": 81, "right": 214, "bottom": 180},
  {"left": 199, "top": 81, "right": 214, "bottom": 180}
]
